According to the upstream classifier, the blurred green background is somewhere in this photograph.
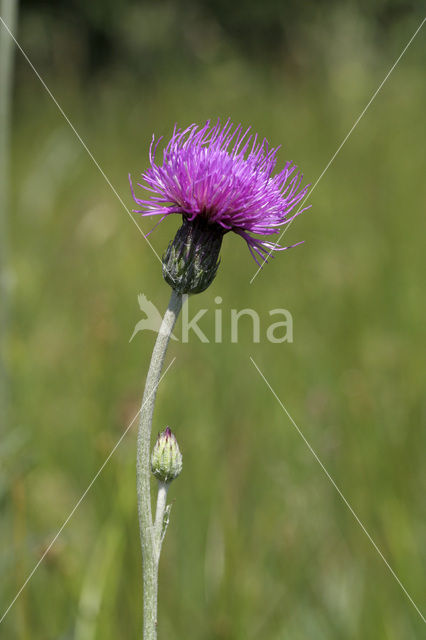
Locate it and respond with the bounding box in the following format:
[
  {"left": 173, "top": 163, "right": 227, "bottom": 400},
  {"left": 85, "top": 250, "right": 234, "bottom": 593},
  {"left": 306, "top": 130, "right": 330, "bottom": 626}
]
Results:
[{"left": 1, "top": 1, "right": 425, "bottom": 638}]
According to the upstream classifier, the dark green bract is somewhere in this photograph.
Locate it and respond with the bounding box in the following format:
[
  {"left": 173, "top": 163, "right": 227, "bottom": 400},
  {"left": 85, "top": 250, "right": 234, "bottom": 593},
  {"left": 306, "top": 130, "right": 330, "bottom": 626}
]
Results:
[{"left": 162, "top": 217, "right": 223, "bottom": 294}]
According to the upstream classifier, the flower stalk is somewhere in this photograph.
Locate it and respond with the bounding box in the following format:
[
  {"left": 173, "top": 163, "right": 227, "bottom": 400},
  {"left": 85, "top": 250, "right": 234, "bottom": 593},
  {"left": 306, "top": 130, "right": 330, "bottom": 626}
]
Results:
[
  {"left": 153, "top": 481, "right": 169, "bottom": 554},
  {"left": 136, "top": 289, "right": 182, "bottom": 639}
]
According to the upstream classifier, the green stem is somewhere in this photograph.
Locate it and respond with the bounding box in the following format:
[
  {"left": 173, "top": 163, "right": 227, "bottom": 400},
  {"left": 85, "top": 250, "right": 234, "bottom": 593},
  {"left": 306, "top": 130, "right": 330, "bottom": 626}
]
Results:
[
  {"left": 153, "top": 481, "right": 169, "bottom": 557},
  {"left": 136, "top": 289, "right": 182, "bottom": 639},
  {"left": 0, "top": 0, "right": 18, "bottom": 432}
]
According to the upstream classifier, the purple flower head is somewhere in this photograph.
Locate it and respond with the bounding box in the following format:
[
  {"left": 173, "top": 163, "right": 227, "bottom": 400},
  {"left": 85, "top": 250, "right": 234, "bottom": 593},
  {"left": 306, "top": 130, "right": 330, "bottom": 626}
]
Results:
[{"left": 130, "top": 119, "right": 310, "bottom": 265}]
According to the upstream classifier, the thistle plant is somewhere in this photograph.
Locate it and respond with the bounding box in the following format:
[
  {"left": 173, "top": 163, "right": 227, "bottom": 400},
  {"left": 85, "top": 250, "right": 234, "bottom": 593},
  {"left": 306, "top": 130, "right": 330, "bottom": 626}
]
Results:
[{"left": 131, "top": 118, "right": 309, "bottom": 638}]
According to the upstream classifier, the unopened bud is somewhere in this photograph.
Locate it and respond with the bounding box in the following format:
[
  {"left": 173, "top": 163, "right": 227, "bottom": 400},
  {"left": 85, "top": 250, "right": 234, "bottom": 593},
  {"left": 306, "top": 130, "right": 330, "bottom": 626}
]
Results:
[{"left": 151, "top": 427, "right": 183, "bottom": 483}]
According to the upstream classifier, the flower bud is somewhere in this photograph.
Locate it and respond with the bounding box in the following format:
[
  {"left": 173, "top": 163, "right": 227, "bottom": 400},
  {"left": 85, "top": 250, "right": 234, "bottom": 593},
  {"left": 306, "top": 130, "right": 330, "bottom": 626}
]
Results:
[
  {"left": 162, "top": 216, "right": 223, "bottom": 294},
  {"left": 151, "top": 427, "right": 183, "bottom": 483}
]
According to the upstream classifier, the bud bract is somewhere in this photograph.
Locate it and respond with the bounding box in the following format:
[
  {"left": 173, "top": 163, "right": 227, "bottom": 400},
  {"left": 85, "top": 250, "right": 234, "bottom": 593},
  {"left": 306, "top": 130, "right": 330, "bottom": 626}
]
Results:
[
  {"left": 162, "top": 217, "right": 223, "bottom": 294},
  {"left": 151, "top": 427, "right": 183, "bottom": 483}
]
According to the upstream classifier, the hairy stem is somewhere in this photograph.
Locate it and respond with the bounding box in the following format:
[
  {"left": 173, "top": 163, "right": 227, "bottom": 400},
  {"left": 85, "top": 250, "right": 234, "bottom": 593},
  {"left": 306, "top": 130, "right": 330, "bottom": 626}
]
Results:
[
  {"left": 136, "top": 289, "right": 182, "bottom": 639},
  {"left": 153, "top": 482, "right": 169, "bottom": 557}
]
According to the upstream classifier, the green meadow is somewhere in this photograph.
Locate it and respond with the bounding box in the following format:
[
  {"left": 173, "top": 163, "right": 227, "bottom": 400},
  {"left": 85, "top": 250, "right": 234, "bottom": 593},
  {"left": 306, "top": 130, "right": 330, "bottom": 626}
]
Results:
[{"left": 1, "top": 5, "right": 425, "bottom": 638}]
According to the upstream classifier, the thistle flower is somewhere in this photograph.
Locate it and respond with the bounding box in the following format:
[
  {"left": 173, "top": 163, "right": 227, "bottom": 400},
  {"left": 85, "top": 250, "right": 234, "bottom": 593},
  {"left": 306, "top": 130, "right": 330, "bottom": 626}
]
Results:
[{"left": 130, "top": 119, "right": 310, "bottom": 292}]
